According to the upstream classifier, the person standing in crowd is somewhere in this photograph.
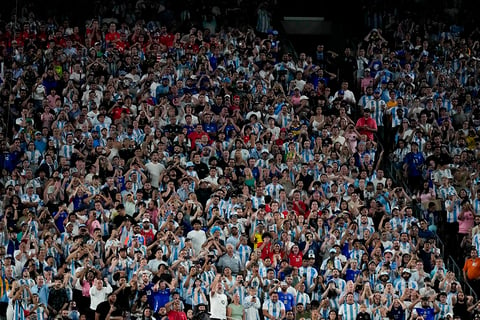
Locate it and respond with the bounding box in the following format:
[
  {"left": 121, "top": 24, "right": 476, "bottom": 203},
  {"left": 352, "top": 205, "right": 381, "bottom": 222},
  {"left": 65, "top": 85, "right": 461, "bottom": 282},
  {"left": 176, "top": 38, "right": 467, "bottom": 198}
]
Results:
[
  {"left": 209, "top": 274, "right": 228, "bottom": 320},
  {"left": 463, "top": 248, "right": 480, "bottom": 296},
  {"left": 355, "top": 108, "right": 377, "bottom": 141},
  {"left": 1, "top": 2, "right": 480, "bottom": 320}
]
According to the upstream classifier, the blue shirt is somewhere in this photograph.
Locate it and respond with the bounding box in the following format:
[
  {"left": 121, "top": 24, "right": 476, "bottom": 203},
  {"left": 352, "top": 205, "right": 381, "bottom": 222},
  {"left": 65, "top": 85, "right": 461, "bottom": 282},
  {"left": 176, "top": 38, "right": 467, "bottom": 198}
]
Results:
[
  {"left": 34, "top": 139, "right": 47, "bottom": 154},
  {"left": 150, "top": 287, "right": 170, "bottom": 313},
  {"left": 278, "top": 291, "right": 295, "bottom": 311},
  {"left": 403, "top": 151, "right": 425, "bottom": 177},
  {"left": 415, "top": 307, "right": 435, "bottom": 320},
  {"left": 203, "top": 122, "right": 218, "bottom": 135},
  {"left": 53, "top": 210, "right": 68, "bottom": 233}
]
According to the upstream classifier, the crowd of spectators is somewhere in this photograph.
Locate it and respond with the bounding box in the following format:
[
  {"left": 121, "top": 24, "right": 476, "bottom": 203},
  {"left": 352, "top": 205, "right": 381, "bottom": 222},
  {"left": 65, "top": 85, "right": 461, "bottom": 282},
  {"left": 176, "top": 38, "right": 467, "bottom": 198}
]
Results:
[{"left": 1, "top": 1, "right": 480, "bottom": 320}]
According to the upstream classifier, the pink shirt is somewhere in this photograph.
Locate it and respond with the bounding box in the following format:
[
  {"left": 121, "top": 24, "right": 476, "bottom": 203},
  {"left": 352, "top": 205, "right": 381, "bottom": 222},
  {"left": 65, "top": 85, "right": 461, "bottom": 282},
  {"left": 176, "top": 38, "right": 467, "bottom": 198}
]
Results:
[{"left": 459, "top": 210, "right": 474, "bottom": 234}]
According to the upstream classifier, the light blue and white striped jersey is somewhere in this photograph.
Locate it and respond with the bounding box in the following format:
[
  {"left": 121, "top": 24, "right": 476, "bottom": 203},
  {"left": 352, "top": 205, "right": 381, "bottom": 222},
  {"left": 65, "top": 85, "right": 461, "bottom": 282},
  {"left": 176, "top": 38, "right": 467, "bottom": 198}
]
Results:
[
  {"left": 262, "top": 299, "right": 285, "bottom": 319},
  {"left": 435, "top": 302, "right": 453, "bottom": 320},
  {"left": 438, "top": 185, "right": 457, "bottom": 200},
  {"left": 264, "top": 183, "right": 284, "bottom": 201},
  {"left": 60, "top": 143, "right": 75, "bottom": 160},
  {"left": 233, "top": 285, "right": 247, "bottom": 304},
  {"left": 296, "top": 291, "right": 310, "bottom": 307},
  {"left": 13, "top": 300, "right": 26, "bottom": 320},
  {"left": 27, "top": 303, "right": 48, "bottom": 320},
  {"left": 445, "top": 199, "right": 461, "bottom": 223},
  {"left": 349, "top": 248, "right": 365, "bottom": 265},
  {"left": 168, "top": 238, "right": 185, "bottom": 264},
  {"left": 394, "top": 279, "right": 418, "bottom": 297},
  {"left": 238, "top": 244, "right": 252, "bottom": 267},
  {"left": 473, "top": 198, "right": 480, "bottom": 216},
  {"left": 389, "top": 106, "right": 409, "bottom": 128},
  {"left": 472, "top": 234, "right": 480, "bottom": 254},
  {"left": 339, "top": 302, "right": 360, "bottom": 320},
  {"left": 400, "top": 216, "right": 418, "bottom": 233},
  {"left": 298, "top": 266, "right": 318, "bottom": 293},
  {"left": 282, "top": 141, "right": 300, "bottom": 154},
  {"left": 300, "top": 149, "right": 314, "bottom": 163},
  {"left": 366, "top": 98, "right": 386, "bottom": 126},
  {"left": 358, "top": 94, "right": 375, "bottom": 109},
  {"left": 276, "top": 113, "right": 292, "bottom": 128},
  {"left": 189, "top": 286, "right": 208, "bottom": 307},
  {"left": 251, "top": 196, "right": 265, "bottom": 210},
  {"left": 255, "top": 158, "right": 270, "bottom": 169}
]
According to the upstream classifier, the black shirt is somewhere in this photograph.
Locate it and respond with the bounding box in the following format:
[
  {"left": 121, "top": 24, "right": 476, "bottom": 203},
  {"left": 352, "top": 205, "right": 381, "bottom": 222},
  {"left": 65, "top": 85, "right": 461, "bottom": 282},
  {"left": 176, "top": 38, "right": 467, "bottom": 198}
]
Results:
[
  {"left": 96, "top": 300, "right": 123, "bottom": 318},
  {"left": 194, "top": 162, "right": 209, "bottom": 179},
  {"left": 111, "top": 286, "right": 132, "bottom": 311},
  {"left": 48, "top": 287, "right": 69, "bottom": 311}
]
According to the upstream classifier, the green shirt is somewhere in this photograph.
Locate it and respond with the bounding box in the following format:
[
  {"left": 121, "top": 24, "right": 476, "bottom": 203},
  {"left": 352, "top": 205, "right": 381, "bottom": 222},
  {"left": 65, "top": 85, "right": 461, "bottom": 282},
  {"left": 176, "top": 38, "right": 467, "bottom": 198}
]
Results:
[{"left": 228, "top": 303, "right": 244, "bottom": 320}]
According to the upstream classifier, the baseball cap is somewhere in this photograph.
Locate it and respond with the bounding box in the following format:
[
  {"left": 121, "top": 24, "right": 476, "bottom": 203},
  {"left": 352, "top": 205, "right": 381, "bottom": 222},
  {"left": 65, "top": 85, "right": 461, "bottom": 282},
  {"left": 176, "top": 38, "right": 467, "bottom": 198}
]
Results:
[
  {"left": 300, "top": 95, "right": 309, "bottom": 101},
  {"left": 142, "top": 218, "right": 150, "bottom": 223},
  {"left": 329, "top": 248, "right": 336, "bottom": 253},
  {"left": 383, "top": 249, "right": 394, "bottom": 256}
]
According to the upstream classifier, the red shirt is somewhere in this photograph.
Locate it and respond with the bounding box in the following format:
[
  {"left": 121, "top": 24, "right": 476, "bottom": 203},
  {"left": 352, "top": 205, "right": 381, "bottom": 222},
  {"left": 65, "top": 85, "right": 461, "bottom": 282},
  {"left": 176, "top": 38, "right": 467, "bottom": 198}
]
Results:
[
  {"left": 105, "top": 31, "right": 121, "bottom": 44},
  {"left": 188, "top": 131, "right": 211, "bottom": 150},
  {"left": 160, "top": 33, "right": 175, "bottom": 47},
  {"left": 355, "top": 116, "right": 377, "bottom": 140},
  {"left": 258, "top": 241, "right": 273, "bottom": 261},
  {"left": 111, "top": 106, "right": 129, "bottom": 121},
  {"left": 292, "top": 200, "right": 307, "bottom": 217},
  {"left": 228, "top": 103, "right": 241, "bottom": 113},
  {"left": 168, "top": 310, "right": 187, "bottom": 320},
  {"left": 288, "top": 251, "right": 303, "bottom": 268},
  {"left": 141, "top": 228, "right": 155, "bottom": 245}
]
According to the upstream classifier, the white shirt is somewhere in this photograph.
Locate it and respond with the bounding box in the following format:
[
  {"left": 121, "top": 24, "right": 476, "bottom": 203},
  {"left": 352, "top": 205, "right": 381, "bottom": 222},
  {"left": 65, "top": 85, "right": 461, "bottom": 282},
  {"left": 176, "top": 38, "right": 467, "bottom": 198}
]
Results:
[
  {"left": 210, "top": 291, "right": 228, "bottom": 319},
  {"left": 244, "top": 294, "right": 261, "bottom": 320},
  {"left": 145, "top": 161, "right": 166, "bottom": 188},
  {"left": 186, "top": 229, "right": 207, "bottom": 256},
  {"left": 89, "top": 283, "right": 113, "bottom": 310}
]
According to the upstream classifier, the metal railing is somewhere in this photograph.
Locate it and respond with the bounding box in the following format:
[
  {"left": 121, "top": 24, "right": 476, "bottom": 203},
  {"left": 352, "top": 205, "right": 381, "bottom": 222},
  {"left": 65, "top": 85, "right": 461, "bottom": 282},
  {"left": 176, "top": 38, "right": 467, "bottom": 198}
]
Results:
[
  {"left": 446, "top": 256, "right": 478, "bottom": 300},
  {"left": 392, "top": 165, "right": 479, "bottom": 301}
]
